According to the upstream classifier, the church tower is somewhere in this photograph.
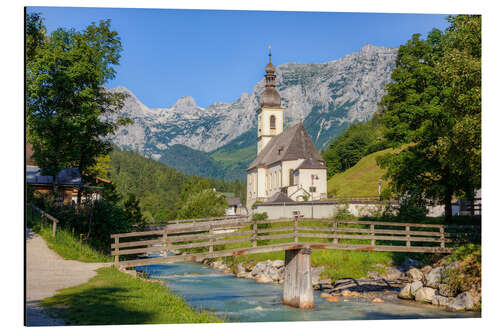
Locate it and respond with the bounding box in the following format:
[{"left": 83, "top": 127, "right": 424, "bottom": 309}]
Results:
[{"left": 257, "top": 47, "right": 284, "bottom": 155}]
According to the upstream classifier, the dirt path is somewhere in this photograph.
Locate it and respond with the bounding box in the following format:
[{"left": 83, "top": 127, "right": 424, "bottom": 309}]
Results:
[{"left": 26, "top": 229, "right": 110, "bottom": 326}]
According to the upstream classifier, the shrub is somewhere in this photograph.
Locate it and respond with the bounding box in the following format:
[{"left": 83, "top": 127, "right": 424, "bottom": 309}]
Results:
[
  {"left": 442, "top": 244, "right": 481, "bottom": 298},
  {"left": 251, "top": 212, "right": 268, "bottom": 221}
]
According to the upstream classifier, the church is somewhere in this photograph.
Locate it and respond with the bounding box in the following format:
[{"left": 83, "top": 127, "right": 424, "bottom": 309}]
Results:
[{"left": 246, "top": 52, "right": 328, "bottom": 210}]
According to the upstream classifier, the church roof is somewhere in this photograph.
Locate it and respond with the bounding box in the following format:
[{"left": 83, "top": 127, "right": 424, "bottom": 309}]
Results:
[
  {"left": 247, "top": 123, "right": 324, "bottom": 171},
  {"left": 266, "top": 192, "right": 295, "bottom": 203},
  {"left": 296, "top": 158, "right": 327, "bottom": 170}
]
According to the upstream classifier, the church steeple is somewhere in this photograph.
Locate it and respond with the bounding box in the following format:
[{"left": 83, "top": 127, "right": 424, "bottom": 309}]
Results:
[
  {"left": 261, "top": 46, "right": 281, "bottom": 107},
  {"left": 257, "top": 46, "right": 284, "bottom": 155}
]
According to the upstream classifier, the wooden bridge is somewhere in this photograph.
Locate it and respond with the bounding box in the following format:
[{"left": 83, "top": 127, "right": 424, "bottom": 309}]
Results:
[{"left": 111, "top": 216, "right": 480, "bottom": 308}]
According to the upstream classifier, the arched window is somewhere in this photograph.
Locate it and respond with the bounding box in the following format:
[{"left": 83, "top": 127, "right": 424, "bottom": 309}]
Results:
[
  {"left": 289, "top": 169, "right": 294, "bottom": 186},
  {"left": 270, "top": 115, "right": 276, "bottom": 129}
]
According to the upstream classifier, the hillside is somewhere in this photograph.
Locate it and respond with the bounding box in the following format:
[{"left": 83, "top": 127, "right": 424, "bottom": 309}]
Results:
[
  {"left": 327, "top": 148, "right": 394, "bottom": 197},
  {"left": 107, "top": 149, "right": 246, "bottom": 222}
]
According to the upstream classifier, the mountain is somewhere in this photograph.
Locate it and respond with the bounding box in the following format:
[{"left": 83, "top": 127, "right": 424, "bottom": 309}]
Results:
[{"left": 108, "top": 44, "right": 398, "bottom": 180}]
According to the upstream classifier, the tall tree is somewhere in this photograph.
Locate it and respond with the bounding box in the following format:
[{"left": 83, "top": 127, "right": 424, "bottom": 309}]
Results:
[
  {"left": 378, "top": 15, "right": 481, "bottom": 222},
  {"left": 26, "top": 16, "right": 130, "bottom": 199}
]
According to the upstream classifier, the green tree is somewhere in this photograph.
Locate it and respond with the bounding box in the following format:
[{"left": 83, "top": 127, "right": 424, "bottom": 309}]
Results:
[
  {"left": 26, "top": 16, "right": 130, "bottom": 199},
  {"left": 177, "top": 189, "right": 228, "bottom": 219},
  {"left": 123, "top": 193, "right": 146, "bottom": 231},
  {"left": 378, "top": 15, "right": 481, "bottom": 222}
]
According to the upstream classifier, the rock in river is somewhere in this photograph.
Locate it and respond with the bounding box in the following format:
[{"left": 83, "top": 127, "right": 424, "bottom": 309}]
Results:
[{"left": 415, "top": 287, "right": 437, "bottom": 303}]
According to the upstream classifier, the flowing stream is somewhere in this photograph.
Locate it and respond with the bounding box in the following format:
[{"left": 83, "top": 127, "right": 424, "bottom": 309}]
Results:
[{"left": 137, "top": 260, "right": 479, "bottom": 322}]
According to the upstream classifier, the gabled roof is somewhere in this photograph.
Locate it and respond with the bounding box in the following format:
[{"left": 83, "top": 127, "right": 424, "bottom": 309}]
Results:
[
  {"left": 225, "top": 197, "right": 241, "bottom": 206},
  {"left": 26, "top": 165, "right": 82, "bottom": 186},
  {"left": 247, "top": 123, "right": 324, "bottom": 171},
  {"left": 296, "top": 158, "right": 327, "bottom": 170},
  {"left": 266, "top": 192, "right": 295, "bottom": 203}
]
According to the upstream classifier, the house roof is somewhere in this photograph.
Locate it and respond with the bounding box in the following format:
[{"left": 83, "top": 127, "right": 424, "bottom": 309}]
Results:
[
  {"left": 26, "top": 165, "right": 82, "bottom": 186},
  {"left": 225, "top": 197, "right": 241, "bottom": 206},
  {"left": 266, "top": 192, "right": 295, "bottom": 203},
  {"left": 247, "top": 123, "right": 324, "bottom": 170},
  {"left": 296, "top": 158, "right": 327, "bottom": 170}
]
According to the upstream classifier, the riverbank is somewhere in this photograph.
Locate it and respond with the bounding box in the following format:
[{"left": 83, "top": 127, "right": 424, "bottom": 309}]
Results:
[{"left": 40, "top": 266, "right": 223, "bottom": 325}]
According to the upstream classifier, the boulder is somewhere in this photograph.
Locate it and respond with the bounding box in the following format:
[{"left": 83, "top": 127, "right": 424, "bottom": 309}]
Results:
[
  {"left": 264, "top": 265, "right": 280, "bottom": 282},
  {"left": 410, "top": 281, "right": 423, "bottom": 297},
  {"left": 448, "top": 292, "right": 474, "bottom": 311},
  {"left": 325, "top": 296, "right": 340, "bottom": 302},
  {"left": 367, "top": 271, "right": 383, "bottom": 279},
  {"left": 401, "top": 258, "right": 420, "bottom": 270},
  {"left": 320, "top": 292, "right": 331, "bottom": 298},
  {"left": 446, "top": 261, "right": 460, "bottom": 271},
  {"left": 425, "top": 267, "right": 443, "bottom": 288},
  {"left": 399, "top": 283, "right": 413, "bottom": 299},
  {"left": 235, "top": 263, "right": 246, "bottom": 275},
  {"left": 311, "top": 266, "right": 325, "bottom": 285},
  {"left": 236, "top": 271, "right": 252, "bottom": 279},
  {"left": 340, "top": 290, "right": 360, "bottom": 297},
  {"left": 271, "top": 260, "right": 285, "bottom": 268},
  {"left": 421, "top": 265, "right": 433, "bottom": 274},
  {"left": 407, "top": 268, "right": 424, "bottom": 282},
  {"left": 415, "top": 287, "right": 437, "bottom": 303},
  {"left": 372, "top": 298, "right": 384, "bottom": 303},
  {"left": 250, "top": 262, "right": 268, "bottom": 277},
  {"left": 432, "top": 295, "right": 452, "bottom": 307},
  {"left": 438, "top": 284, "right": 456, "bottom": 297},
  {"left": 385, "top": 267, "right": 403, "bottom": 280},
  {"left": 255, "top": 275, "right": 274, "bottom": 284}
]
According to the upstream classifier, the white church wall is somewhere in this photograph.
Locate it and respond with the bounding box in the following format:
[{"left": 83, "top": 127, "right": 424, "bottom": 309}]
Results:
[
  {"left": 282, "top": 159, "right": 304, "bottom": 187},
  {"left": 296, "top": 168, "right": 327, "bottom": 201}
]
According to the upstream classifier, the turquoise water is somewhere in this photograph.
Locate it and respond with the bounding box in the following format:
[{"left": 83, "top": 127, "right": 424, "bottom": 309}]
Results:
[{"left": 137, "top": 260, "right": 479, "bottom": 322}]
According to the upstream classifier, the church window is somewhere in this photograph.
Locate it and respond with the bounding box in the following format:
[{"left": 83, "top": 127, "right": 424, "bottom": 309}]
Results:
[
  {"left": 279, "top": 170, "right": 282, "bottom": 187},
  {"left": 270, "top": 115, "right": 276, "bottom": 129},
  {"left": 289, "top": 169, "right": 294, "bottom": 186}
]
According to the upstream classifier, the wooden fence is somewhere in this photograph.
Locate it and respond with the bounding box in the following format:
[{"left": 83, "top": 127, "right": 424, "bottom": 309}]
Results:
[
  {"left": 28, "top": 203, "right": 59, "bottom": 237},
  {"left": 111, "top": 217, "right": 480, "bottom": 268},
  {"left": 145, "top": 215, "right": 249, "bottom": 229}
]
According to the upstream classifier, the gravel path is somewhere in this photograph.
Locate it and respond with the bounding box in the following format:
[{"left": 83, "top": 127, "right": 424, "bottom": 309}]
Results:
[{"left": 26, "top": 229, "right": 110, "bottom": 326}]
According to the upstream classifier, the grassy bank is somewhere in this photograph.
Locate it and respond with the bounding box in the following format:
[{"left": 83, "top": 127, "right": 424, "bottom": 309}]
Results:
[
  {"left": 40, "top": 267, "right": 222, "bottom": 325},
  {"left": 27, "top": 205, "right": 111, "bottom": 263}
]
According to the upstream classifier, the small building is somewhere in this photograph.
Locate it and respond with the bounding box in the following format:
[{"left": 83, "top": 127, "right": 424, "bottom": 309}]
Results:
[
  {"left": 222, "top": 193, "right": 247, "bottom": 216},
  {"left": 246, "top": 51, "right": 328, "bottom": 210},
  {"left": 26, "top": 165, "right": 82, "bottom": 204}
]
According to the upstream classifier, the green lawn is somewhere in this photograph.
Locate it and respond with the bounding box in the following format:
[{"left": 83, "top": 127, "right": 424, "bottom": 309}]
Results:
[
  {"left": 40, "top": 267, "right": 223, "bottom": 325},
  {"left": 327, "top": 148, "right": 394, "bottom": 197}
]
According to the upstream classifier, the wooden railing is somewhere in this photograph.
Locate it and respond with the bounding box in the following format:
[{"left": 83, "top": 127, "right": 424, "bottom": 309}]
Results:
[
  {"left": 111, "top": 217, "right": 480, "bottom": 268},
  {"left": 328, "top": 195, "right": 383, "bottom": 202},
  {"left": 28, "top": 203, "right": 59, "bottom": 237},
  {"left": 145, "top": 215, "right": 249, "bottom": 229}
]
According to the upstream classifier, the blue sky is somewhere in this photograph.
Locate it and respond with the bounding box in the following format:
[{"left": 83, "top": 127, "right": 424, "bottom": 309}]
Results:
[{"left": 27, "top": 7, "right": 451, "bottom": 108}]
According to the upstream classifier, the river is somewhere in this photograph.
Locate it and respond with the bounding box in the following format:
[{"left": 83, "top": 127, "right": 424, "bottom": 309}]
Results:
[{"left": 136, "top": 260, "right": 479, "bottom": 322}]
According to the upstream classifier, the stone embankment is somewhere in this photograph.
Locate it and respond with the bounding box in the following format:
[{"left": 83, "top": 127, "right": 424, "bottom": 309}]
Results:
[
  {"left": 202, "top": 256, "right": 480, "bottom": 311},
  {"left": 397, "top": 259, "right": 481, "bottom": 311}
]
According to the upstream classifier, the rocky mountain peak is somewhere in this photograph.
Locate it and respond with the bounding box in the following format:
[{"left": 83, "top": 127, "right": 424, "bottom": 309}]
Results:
[{"left": 173, "top": 95, "right": 198, "bottom": 108}]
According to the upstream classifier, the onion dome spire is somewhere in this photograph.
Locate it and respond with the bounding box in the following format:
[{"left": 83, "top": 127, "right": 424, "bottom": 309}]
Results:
[{"left": 260, "top": 46, "right": 281, "bottom": 108}]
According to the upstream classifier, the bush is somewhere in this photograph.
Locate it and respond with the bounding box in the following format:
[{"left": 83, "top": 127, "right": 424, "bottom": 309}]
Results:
[
  {"left": 177, "top": 189, "right": 227, "bottom": 219},
  {"left": 442, "top": 244, "right": 481, "bottom": 299},
  {"left": 251, "top": 212, "right": 268, "bottom": 221},
  {"left": 333, "top": 204, "right": 355, "bottom": 220}
]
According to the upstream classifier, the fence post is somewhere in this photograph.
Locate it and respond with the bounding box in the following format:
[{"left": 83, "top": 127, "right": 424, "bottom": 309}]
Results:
[
  {"left": 294, "top": 215, "right": 299, "bottom": 243},
  {"left": 252, "top": 220, "right": 257, "bottom": 248},
  {"left": 113, "top": 235, "right": 120, "bottom": 266},
  {"left": 333, "top": 221, "right": 338, "bottom": 244},
  {"left": 162, "top": 229, "right": 168, "bottom": 257},
  {"left": 370, "top": 223, "right": 375, "bottom": 246},
  {"left": 41, "top": 213, "right": 45, "bottom": 230},
  {"left": 52, "top": 219, "right": 57, "bottom": 238},
  {"left": 440, "top": 226, "right": 445, "bottom": 248},
  {"left": 209, "top": 223, "right": 214, "bottom": 253},
  {"left": 405, "top": 225, "right": 411, "bottom": 247}
]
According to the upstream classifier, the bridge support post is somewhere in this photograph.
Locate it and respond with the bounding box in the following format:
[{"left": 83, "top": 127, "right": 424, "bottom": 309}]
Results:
[{"left": 283, "top": 247, "right": 314, "bottom": 309}]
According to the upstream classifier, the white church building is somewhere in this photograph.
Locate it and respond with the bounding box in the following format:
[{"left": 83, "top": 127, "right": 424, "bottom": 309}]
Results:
[{"left": 246, "top": 52, "right": 328, "bottom": 210}]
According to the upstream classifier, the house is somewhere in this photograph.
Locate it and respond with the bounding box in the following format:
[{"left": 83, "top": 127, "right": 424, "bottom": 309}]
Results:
[
  {"left": 246, "top": 52, "right": 327, "bottom": 210},
  {"left": 26, "top": 143, "right": 107, "bottom": 204},
  {"left": 221, "top": 193, "right": 247, "bottom": 216}
]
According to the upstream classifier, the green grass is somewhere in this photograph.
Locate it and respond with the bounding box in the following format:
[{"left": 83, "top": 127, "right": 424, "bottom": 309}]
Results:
[
  {"left": 40, "top": 267, "right": 223, "bottom": 325},
  {"left": 27, "top": 206, "right": 111, "bottom": 263},
  {"left": 327, "top": 148, "right": 395, "bottom": 197}
]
